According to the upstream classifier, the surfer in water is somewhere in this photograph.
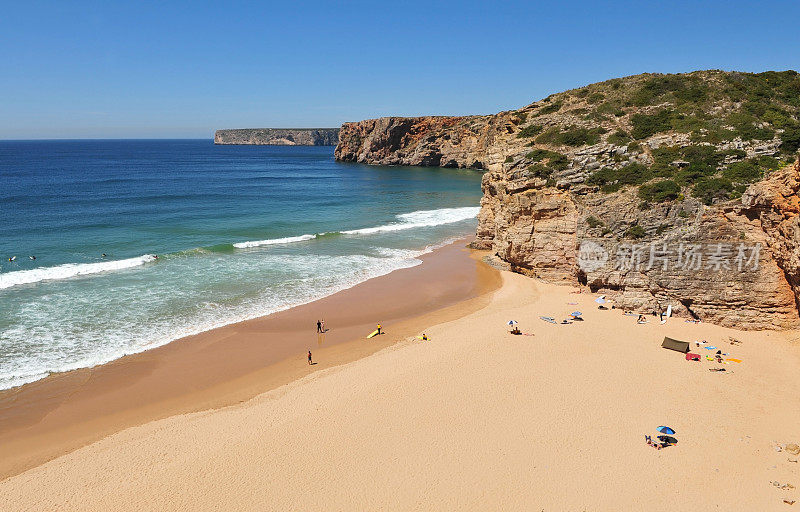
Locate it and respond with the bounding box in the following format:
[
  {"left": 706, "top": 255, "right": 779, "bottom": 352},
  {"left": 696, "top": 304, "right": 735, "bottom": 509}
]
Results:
[
  {"left": 101, "top": 253, "right": 107, "bottom": 258},
  {"left": 8, "top": 256, "right": 16, "bottom": 262},
  {"left": 29, "top": 255, "right": 35, "bottom": 260}
]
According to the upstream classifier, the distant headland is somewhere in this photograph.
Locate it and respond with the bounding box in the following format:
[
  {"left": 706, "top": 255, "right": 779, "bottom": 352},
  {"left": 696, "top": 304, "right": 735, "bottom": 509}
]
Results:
[{"left": 214, "top": 128, "right": 339, "bottom": 146}]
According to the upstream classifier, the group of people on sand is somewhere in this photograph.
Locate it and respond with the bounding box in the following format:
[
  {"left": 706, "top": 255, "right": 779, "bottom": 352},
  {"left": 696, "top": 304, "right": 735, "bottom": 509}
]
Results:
[
  {"left": 309, "top": 320, "right": 394, "bottom": 366},
  {"left": 645, "top": 435, "right": 670, "bottom": 450}
]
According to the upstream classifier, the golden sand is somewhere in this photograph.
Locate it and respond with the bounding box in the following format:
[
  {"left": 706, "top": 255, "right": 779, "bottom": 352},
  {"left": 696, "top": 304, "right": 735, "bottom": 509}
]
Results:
[{"left": 1, "top": 253, "right": 799, "bottom": 510}]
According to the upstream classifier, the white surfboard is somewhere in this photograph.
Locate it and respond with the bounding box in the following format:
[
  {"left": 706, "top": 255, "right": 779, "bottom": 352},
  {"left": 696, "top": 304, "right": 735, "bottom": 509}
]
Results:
[{"left": 660, "top": 305, "right": 672, "bottom": 324}]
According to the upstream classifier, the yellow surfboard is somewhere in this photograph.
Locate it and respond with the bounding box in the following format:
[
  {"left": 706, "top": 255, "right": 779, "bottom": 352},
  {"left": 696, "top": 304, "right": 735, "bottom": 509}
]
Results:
[{"left": 366, "top": 330, "right": 379, "bottom": 339}]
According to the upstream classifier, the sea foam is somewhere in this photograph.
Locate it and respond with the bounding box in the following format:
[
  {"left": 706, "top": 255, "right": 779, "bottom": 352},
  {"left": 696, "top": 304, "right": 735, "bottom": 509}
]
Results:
[
  {"left": 0, "top": 255, "right": 157, "bottom": 290},
  {"left": 233, "top": 234, "right": 317, "bottom": 248},
  {"left": 341, "top": 206, "right": 481, "bottom": 235},
  {"left": 232, "top": 206, "right": 480, "bottom": 248}
]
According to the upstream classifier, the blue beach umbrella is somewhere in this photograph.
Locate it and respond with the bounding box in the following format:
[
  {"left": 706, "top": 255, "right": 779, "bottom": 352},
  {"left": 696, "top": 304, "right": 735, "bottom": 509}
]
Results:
[
  {"left": 571, "top": 311, "right": 582, "bottom": 317},
  {"left": 657, "top": 426, "right": 675, "bottom": 435},
  {"left": 507, "top": 320, "right": 518, "bottom": 326}
]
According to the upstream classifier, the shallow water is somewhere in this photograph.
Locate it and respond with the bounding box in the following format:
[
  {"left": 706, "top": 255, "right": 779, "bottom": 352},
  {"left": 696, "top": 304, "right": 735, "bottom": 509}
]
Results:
[{"left": 0, "top": 140, "right": 483, "bottom": 389}]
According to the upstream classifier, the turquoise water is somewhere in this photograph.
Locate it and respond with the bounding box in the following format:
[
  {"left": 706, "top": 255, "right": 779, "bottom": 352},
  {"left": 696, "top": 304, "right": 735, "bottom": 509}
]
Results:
[{"left": 0, "top": 140, "right": 483, "bottom": 390}]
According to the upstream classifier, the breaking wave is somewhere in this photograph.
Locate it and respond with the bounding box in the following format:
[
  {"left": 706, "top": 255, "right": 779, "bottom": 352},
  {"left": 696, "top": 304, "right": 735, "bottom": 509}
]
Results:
[{"left": 0, "top": 255, "right": 157, "bottom": 290}]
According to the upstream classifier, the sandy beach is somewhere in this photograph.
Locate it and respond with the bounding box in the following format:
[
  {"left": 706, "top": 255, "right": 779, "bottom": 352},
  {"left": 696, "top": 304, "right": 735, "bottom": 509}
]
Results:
[
  {"left": 2, "top": 250, "right": 799, "bottom": 510},
  {"left": 0, "top": 239, "right": 499, "bottom": 481}
]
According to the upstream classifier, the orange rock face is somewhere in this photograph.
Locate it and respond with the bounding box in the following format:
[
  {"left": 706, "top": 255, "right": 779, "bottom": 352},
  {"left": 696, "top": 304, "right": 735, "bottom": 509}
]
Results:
[{"left": 335, "top": 77, "right": 800, "bottom": 330}]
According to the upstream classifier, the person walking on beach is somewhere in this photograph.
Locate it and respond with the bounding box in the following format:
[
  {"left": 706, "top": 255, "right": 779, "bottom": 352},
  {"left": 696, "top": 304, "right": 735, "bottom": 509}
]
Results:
[
  {"left": 308, "top": 350, "right": 313, "bottom": 365},
  {"left": 316, "top": 320, "right": 322, "bottom": 333}
]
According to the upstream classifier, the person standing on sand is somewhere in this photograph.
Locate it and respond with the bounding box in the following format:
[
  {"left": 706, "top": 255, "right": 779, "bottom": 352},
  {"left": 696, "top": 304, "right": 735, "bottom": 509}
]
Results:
[
  {"left": 377, "top": 323, "right": 382, "bottom": 335},
  {"left": 316, "top": 320, "right": 322, "bottom": 333},
  {"left": 321, "top": 319, "right": 325, "bottom": 332},
  {"left": 308, "top": 350, "right": 313, "bottom": 365}
]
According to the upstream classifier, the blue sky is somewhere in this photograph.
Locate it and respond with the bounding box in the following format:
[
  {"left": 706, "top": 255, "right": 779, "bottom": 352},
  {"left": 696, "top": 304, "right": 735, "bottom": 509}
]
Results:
[{"left": 2, "top": 0, "right": 799, "bottom": 139}]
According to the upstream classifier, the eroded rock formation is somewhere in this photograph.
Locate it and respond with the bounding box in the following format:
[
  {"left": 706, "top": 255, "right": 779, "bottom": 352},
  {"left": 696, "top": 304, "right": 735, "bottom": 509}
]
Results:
[
  {"left": 335, "top": 70, "right": 800, "bottom": 329},
  {"left": 215, "top": 128, "right": 339, "bottom": 146}
]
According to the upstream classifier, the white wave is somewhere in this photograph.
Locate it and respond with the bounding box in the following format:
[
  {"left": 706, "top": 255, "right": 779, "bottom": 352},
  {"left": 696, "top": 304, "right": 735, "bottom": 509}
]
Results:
[
  {"left": 233, "top": 234, "right": 316, "bottom": 248},
  {"left": 341, "top": 206, "right": 480, "bottom": 235},
  {"left": 0, "top": 255, "right": 156, "bottom": 290},
  {"left": 0, "top": 251, "right": 425, "bottom": 391}
]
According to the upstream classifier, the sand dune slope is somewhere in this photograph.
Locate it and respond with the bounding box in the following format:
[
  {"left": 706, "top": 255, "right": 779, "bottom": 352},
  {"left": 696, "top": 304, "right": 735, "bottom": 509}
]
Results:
[{"left": 1, "top": 272, "right": 798, "bottom": 511}]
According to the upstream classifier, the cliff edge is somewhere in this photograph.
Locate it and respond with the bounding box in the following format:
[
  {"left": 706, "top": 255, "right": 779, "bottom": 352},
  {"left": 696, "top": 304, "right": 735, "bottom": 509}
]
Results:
[
  {"left": 335, "top": 70, "right": 800, "bottom": 329},
  {"left": 215, "top": 128, "right": 339, "bottom": 146}
]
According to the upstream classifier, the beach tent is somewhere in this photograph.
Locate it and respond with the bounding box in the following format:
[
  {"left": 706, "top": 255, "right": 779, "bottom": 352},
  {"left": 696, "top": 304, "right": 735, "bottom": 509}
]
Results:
[
  {"left": 594, "top": 295, "right": 606, "bottom": 304},
  {"left": 661, "top": 337, "right": 690, "bottom": 353}
]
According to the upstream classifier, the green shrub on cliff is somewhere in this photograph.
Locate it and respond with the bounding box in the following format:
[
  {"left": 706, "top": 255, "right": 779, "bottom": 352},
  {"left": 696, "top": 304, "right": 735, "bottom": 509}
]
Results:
[
  {"left": 527, "top": 163, "right": 551, "bottom": 179},
  {"left": 517, "top": 124, "right": 544, "bottom": 138},
  {"left": 548, "top": 153, "right": 570, "bottom": 170},
  {"left": 587, "top": 92, "right": 605, "bottom": 104},
  {"left": 631, "top": 110, "right": 674, "bottom": 139},
  {"left": 723, "top": 160, "right": 760, "bottom": 182},
  {"left": 527, "top": 149, "right": 569, "bottom": 169},
  {"left": 625, "top": 225, "right": 646, "bottom": 239},
  {"left": 538, "top": 102, "right": 562, "bottom": 115},
  {"left": 638, "top": 180, "right": 681, "bottom": 203},
  {"left": 534, "top": 127, "right": 559, "bottom": 145},
  {"left": 587, "top": 162, "right": 652, "bottom": 192},
  {"left": 692, "top": 177, "right": 734, "bottom": 205},
  {"left": 607, "top": 130, "right": 631, "bottom": 145},
  {"left": 535, "top": 126, "right": 606, "bottom": 147},
  {"left": 526, "top": 148, "right": 554, "bottom": 161},
  {"left": 722, "top": 156, "right": 781, "bottom": 183},
  {"left": 586, "top": 216, "right": 604, "bottom": 228},
  {"left": 781, "top": 124, "right": 800, "bottom": 154}
]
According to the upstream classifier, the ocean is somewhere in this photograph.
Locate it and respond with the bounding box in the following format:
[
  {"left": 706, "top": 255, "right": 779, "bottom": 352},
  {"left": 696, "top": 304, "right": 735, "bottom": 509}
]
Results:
[{"left": 0, "top": 140, "right": 483, "bottom": 390}]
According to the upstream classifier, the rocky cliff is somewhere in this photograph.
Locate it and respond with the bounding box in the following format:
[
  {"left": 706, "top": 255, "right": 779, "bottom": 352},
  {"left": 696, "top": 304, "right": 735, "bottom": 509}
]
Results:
[
  {"left": 215, "top": 128, "right": 339, "bottom": 146},
  {"left": 336, "top": 70, "right": 800, "bottom": 329}
]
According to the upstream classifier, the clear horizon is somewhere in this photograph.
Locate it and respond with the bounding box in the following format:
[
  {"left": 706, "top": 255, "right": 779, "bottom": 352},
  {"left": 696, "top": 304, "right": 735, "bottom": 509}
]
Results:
[{"left": 2, "top": 0, "right": 799, "bottom": 139}]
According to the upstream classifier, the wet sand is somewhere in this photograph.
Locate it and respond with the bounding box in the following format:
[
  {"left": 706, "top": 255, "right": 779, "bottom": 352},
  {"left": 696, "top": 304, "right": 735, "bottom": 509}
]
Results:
[
  {"left": 0, "top": 239, "right": 501, "bottom": 481},
  {"left": 2, "top": 250, "right": 799, "bottom": 511}
]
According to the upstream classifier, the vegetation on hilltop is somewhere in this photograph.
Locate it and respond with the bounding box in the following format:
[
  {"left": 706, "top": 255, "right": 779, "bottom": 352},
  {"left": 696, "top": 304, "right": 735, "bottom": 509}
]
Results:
[{"left": 513, "top": 70, "right": 800, "bottom": 205}]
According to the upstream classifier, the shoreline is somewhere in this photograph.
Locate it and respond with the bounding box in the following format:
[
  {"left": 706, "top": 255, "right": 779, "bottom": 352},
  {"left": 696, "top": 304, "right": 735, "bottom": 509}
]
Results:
[
  {"left": 0, "top": 238, "right": 501, "bottom": 481},
  {"left": 1, "top": 263, "right": 798, "bottom": 510}
]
